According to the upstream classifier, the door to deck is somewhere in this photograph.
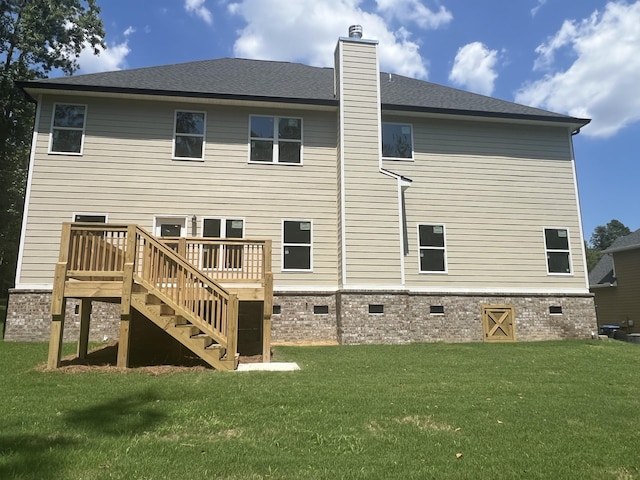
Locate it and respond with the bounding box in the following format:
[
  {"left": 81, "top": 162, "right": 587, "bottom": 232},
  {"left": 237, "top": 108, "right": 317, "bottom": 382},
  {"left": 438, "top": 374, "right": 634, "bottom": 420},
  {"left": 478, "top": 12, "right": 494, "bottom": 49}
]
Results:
[{"left": 482, "top": 305, "right": 516, "bottom": 342}]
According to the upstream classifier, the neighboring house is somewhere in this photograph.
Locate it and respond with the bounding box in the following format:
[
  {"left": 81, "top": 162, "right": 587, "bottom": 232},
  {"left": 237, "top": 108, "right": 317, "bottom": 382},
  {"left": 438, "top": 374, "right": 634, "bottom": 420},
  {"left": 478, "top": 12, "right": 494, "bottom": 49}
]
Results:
[
  {"left": 589, "top": 229, "right": 640, "bottom": 333},
  {"left": 5, "top": 27, "right": 597, "bottom": 352}
]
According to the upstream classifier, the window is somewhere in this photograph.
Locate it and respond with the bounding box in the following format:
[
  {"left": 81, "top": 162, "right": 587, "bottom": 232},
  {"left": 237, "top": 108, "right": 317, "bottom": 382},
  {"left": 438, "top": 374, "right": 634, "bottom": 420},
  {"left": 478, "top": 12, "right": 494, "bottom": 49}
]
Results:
[
  {"left": 154, "top": 217, "right": 187, "bottom": 237},
  {"left": 544, "top": 228, "right": 571, "bottom": 274},
  {"left": 50, "top": 104, "right": 86, "bottom": 154},
  {"left": 382, "top": 122, "right": 413, "bottom": 160},
  {"left": 282, "top": 220, "right": 311, "bottom": 271},
  {"left": 314, "top": 305, "right": 329, "bottom": 315},
  {"left": 250, "top": 115, "right": 302, "bottom": 164},
  {"left": 73, "top": 214, "right": 106, "bottom": 223},
  {"left": 549, "top": 306, "right": 563, "bottom": 315},
  {"left": 202, "top": 218, "right": 244, "bottom": 269},
  {"left": 369, "top": 304, "right": 384, "bottom": 314},
  {"left": 272, "top": 305, "right": 282, "bottom": 315},
  {"left": 174, "top": 111, "right": 205, "bottom": 160},
  {"left": 430, "top": 305, "right": 445, "bottom": 315},
  {"left": 418, "top": 224, "right": 447, "bottom": 273}
]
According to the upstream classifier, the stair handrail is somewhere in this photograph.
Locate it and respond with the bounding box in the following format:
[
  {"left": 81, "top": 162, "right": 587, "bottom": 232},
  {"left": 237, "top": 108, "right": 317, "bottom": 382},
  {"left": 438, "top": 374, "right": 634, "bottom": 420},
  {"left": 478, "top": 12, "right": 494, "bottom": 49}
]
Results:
[{"left": 131, "top": 225, "right": 238, "bottom": 351}]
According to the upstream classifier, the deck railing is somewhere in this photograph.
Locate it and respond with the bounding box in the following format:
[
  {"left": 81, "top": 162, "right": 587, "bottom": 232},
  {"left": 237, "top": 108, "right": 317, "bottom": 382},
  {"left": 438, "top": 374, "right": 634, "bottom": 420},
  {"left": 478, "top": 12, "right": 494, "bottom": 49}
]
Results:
[
  {"left": 53, "top": 223, "right": 270, "bottom": 354},
  {"left": 160, "top": 237, "right": 268, "bottom": 283}
]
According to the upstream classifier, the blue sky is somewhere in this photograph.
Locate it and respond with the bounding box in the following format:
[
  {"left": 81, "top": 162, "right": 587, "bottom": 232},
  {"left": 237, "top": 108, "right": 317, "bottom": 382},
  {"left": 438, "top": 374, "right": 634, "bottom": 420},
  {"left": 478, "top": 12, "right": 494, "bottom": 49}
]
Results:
[{"left": 73, "top": 0, "right": 639, "bottom": 239}]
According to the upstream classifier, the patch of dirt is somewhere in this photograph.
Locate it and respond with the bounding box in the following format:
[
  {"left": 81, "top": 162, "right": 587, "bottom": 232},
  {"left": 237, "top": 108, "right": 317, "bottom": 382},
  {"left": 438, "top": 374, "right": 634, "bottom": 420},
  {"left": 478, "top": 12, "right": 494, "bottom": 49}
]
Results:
[{"left": 35, "top": 342, "right": 270, "bottom": 374}]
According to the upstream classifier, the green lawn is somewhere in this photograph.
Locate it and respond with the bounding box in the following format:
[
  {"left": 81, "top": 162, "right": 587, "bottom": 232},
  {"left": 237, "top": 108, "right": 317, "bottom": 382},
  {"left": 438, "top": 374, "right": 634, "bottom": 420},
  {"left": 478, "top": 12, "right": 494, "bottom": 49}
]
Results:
[{"left": 1, "top": 340, "right": 639, "bottom": 480}]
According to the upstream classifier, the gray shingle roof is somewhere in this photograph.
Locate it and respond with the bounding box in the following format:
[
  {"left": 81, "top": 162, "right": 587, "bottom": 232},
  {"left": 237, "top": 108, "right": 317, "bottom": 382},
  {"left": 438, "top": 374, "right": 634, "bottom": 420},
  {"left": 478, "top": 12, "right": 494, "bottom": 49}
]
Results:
[
  {"left": 604, "top": 228, "right": 640, "bottom": 253},
  {"left": 19, "top": 57, "right": 589, "bottom": 125},
  {"left": 589, "top": 254, "right": 616, "bottom": 287}
]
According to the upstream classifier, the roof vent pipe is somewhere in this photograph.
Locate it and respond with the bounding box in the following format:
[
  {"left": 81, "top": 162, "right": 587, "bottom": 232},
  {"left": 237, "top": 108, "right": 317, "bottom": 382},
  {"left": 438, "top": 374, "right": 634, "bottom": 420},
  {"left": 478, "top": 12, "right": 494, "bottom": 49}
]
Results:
[{"left": 348, "top": 25, "right": 363, "bottom": 38}]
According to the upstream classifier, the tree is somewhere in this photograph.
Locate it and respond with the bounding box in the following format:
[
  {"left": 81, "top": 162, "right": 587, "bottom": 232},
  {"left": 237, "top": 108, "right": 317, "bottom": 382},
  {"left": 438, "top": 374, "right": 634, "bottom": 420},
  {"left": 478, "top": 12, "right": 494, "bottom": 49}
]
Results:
[
  {"left": 0, "top": 0, "right": 105, "bottom": 298},
  {"left": 590, "top": 219, "right": 631, "bottom": 251},
  {"left": 585, "top": 241, "right": 603, "bottom": 273}
]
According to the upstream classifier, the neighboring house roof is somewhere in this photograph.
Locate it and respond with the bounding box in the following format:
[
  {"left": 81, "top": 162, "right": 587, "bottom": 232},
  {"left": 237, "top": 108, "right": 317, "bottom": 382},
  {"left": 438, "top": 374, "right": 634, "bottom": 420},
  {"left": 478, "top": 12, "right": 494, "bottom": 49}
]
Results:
[
  {"left": 589, "top": 229, "right": 640, "bottom": 287},
  {"left": 18, "top": 57, "right": 590, "bottom": 127},
  {"left": 604, "top": 228, "right": 640, "bottom": 253}
]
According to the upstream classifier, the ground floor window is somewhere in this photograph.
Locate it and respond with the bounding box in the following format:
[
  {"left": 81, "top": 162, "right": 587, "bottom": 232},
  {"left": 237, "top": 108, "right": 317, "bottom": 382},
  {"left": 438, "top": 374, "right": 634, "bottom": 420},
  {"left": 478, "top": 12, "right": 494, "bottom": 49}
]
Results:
[
  {"left": 154, "top": 216, "right": 187, "bottom": 237},
  {"left": 73, "top": 213, "right": 107, "bottom": 223},
  {"left": 418, "top": 224, "right": 447, "bottom": 273},
  {"left": 282, "top": 219, "right": 312, "bottom": 271},
  {"left": 544, "top": 228, "right": 571, "bottom": 274},
  {"left": 202, "top": 218, "right": 244, "bottom": 269}
]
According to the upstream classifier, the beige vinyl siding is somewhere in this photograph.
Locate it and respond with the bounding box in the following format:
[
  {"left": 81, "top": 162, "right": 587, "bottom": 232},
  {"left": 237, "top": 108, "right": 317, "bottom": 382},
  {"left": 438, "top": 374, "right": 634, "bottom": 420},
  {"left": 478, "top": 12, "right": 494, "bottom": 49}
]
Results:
[
  {"left": 593, "top": 250, "right": 640, "bottom": 331},
  {"left": 19, "top": 95, "right": 338, "bottom": 287},
  {"left": 383, "top": 117, "right": 587, "bottom": 291},
  {"left": 339, "top": 40, "right": 401, "bottom": 285}
]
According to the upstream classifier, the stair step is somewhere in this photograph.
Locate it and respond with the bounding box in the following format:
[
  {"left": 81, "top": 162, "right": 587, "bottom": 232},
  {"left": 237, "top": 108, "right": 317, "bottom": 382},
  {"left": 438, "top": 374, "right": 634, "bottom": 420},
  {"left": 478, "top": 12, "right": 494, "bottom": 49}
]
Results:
[
  {"left": 174, "top": 324, "right": 200, "bottom": 336},
  {"left": 191, "top": 334, "right": 214, "bottom": 348}
]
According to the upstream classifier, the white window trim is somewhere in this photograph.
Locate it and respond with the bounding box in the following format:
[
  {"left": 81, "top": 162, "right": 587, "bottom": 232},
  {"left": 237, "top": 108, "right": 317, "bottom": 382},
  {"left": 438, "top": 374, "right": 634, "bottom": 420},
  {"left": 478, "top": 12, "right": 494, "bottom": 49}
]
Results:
[
  {"left": 72, "top": 213, "right": 108, "bottom": 223},
  {"left": 153, "top": 215, "right": 189, "bottom": 237},
  {"left": 417, "top": 223, "right": 448, "bottom": 274},
  {"left": 281, "top": 218, "right": 313, "bottom": 272},
  {"left": 200, "top": 217, "right": 246, "bottom": 271},
  {"left": 543, "top": 227, "right": 573, "bottom": 276},
  {"left": 200, "top": 216, "right": 246, "bottom": 239},
  {"left": 381, "top": 121, "right": 414, "bottom": 161},
  {"left": 248, "top": 115, "right": 304, "bottom": 166},
  {"left": 48, "top": 103, "right": 88, "bottom": 156},
  {"left": 172, "top": 110, "right": 206, "bottom": 161}
]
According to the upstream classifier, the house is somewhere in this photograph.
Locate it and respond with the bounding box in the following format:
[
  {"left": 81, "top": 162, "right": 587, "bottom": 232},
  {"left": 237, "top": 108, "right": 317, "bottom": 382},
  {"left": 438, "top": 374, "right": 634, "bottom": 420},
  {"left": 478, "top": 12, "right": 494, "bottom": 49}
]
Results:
[
  {"left": 5, "top": 26, "right": 598, "bottom": 362},
  {"left": 589, "top": 229, "right": 640, "bottom": 333}
]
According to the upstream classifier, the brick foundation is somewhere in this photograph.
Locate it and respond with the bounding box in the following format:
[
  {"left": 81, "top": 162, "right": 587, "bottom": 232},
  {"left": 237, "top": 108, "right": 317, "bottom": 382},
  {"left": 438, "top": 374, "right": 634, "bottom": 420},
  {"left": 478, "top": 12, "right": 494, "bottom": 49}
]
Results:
[{"left": 5, "top": 288, "right": 596, "bottom": 345}]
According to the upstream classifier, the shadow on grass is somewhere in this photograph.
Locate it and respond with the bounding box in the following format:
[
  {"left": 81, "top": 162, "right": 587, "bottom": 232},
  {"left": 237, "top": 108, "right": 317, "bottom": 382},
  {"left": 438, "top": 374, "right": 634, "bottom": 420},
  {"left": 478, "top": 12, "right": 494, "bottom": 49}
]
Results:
[
  {"left": 0, "top": 434, "right": 77, "bottom": 480},
  {"left": 63, "top": 389, "right": 166, "bottom": 436}
]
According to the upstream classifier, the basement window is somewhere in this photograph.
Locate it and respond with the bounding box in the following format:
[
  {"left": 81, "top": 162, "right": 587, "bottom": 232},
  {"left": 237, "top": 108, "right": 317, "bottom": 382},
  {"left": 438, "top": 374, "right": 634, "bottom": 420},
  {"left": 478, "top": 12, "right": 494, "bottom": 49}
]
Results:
[
  {"left": 314, "top": 305, "right": 329, "bottom": 315},
  {"left": 369, "top": 304, "right": 384, "bottom": 314},
  {"left": 430, "top": 305, "right": 445, "bottom": 315},
  {"left": 549, "top": 306, "right": 563, "bottom": 315},
  {"left": 272, "top": 305, "right": 281, "bottom": 315}
]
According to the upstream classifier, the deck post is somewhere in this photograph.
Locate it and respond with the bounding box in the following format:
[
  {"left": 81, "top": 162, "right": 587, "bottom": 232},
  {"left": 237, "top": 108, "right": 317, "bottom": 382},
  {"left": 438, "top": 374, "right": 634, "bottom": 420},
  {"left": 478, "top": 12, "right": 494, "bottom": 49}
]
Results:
[
  {"left": 77, "top": 299, "right": 92, "bottom": 359},
  {"left": 117, "top": 225, "right": 137, "bottom": 368},
  {"left": 262, "top": 240, "right": 273, "bottom": 362},
  {"left": 47, "top": 306, "right": 66, "bottom": 370},
  {"left": 226, "top": 293, "right": 239, "bottom": 368}
]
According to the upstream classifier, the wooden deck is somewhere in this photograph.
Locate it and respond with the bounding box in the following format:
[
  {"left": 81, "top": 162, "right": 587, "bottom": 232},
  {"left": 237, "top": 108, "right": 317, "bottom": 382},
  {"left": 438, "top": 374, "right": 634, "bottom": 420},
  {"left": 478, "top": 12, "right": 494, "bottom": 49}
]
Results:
[{"left": 48, "top": 223, "right": 273, "bottom": 370}]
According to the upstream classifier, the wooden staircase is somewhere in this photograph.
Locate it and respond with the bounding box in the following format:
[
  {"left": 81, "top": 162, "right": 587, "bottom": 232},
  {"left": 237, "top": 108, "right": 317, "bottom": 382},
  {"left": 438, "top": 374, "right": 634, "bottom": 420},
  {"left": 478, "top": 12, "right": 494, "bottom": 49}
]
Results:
[{"left": 47, "top": 223, "right": 272, "bottom": 371}]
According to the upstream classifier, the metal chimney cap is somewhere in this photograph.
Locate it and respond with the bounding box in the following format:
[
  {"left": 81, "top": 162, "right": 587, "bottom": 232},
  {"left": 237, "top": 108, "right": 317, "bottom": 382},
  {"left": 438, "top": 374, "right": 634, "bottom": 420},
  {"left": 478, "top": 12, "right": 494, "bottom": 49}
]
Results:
[{"left": 348, "top": 25, "right": 363, "bottom": 38}]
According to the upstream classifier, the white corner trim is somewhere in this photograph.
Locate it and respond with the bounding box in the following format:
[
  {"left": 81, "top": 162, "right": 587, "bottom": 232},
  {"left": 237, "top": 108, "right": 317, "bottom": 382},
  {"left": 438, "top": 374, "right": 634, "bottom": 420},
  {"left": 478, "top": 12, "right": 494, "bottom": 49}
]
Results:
[
  {"left": 15, "top": 95, "right": 42, "bottom": 287},
  {"left": 568, "top": 130, "right": 590, "bottom": 290}
]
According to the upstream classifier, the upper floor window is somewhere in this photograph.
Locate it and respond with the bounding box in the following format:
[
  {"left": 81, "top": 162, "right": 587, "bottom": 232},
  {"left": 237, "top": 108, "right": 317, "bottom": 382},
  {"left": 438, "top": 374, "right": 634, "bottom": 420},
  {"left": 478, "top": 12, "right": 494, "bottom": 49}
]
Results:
[
  {"left": 544, "top": 228, "right": 572, "bottom": 274},
  {"left": 173, "top": 111, "right": 205, "bottom": 160},
  {"left": 282, "top": 220, "right": 312, "bottom": 271},
  {"left": 382, "top": 122, "right": 413, "bottom": 160},
  {"left": 418, "top": 224, "right": 447, "bottom": 273},
  {"left": 50, "top": 104, "right": 86, "bottom": 154},
  {"left": 250, "top": 115, "right": 302, "bottom": 164}
]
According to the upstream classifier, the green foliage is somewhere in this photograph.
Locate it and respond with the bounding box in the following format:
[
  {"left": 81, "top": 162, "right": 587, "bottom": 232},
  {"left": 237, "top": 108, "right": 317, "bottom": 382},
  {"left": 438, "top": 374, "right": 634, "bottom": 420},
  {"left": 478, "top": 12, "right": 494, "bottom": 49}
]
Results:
[
  {"left": 585, "top": 241, "right": 603, "bottom": 272},
  {"left": 1, "top": 341, "right": 640, "bottom": 479},
  {"left": 0, "top": 0, "right": 105, "bottom": 297},
  {"left": 589, "top": 219, "right": 631, "bottom": 251}
]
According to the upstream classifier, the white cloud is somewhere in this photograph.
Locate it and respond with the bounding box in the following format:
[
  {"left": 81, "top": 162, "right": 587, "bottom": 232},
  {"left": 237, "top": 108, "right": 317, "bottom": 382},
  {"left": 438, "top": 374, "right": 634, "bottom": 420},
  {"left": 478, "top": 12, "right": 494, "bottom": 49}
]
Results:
[
  {"left": 227, "top": 0, "right": 436, "bottom": 79},
  {"left": 516, "top": 1, "right": 640, "bottom": 138},
  {"left": 77, "top": 27, "right": 134, "bottom": 73},
  {"left": 448, "top": 42, "right": 498, "bottom": 96},
  {"left": 185, "top": 0, "right": 213, "bottom": 25},
  {"left": 531, "top": 0, "right": 547, "bottom": 17},
  {"left": 375, "top": 0, "right": 452, "bottom": 29}
]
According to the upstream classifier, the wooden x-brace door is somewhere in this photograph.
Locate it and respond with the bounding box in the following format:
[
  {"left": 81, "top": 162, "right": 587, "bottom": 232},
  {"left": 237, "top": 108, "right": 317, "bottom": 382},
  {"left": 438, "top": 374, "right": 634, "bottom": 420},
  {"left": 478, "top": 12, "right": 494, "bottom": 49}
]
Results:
[{"left": 482, "top": 305, "right": 515, "bottom": 342}]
